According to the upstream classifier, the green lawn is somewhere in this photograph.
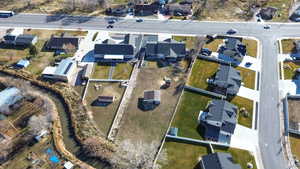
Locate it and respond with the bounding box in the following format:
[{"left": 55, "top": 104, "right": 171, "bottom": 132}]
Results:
[
  {"left": 188, "top": 59, "right": 219, "bottom": 89},
  {"left": 159, "top": 141, "right": 210, "bottom": 169},
  {"left": 112, "top": 63, "right": 133, "bottom": 80},
  {"left": 91, "top": 63, "right": 110, "bottom": 79},
  {"left": 243, "top": 39, "right": 257, "bottom": 58},
  {"left": 26, "top": 40, "right": 55, "bottom": 75},
  {"left": 213, "top": 146, "right": 257, "bottom": 169},
  {"left": 264, "top": 0, "right": 291, "bottom": 22},
  {"left": 203, "top": 39, "right": 224, "bottom": 52},
  {"left": 172, "top": 36, "right": 197, "bottom": 50},
  {"left": 290, "top": 134, "right": 300, "bottom": 161},
  {"left": 281, "top": 39, "right": 299, "bottom": 54},
  {"left": 237, "top": 67, "right": 256, "bottom": 90},
  {"left": 231, "top": 96, "right": 254, "bottom": 128},
  {"left": 283, "top": 61, "right": 300, "bottom": 79},
  {"left": 171, "top": 91, "right": 212, "bottom": 140}
]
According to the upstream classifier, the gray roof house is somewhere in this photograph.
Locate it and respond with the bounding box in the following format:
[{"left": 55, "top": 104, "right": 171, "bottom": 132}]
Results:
[
  {"left": 145, "top": 39, "right": 186, "bottom": 61},
  {"left": 198, "top": 99, "right": 238, "bottom": 143},
  {"left": 15, "top": 34, "right": 38, "bottom": 46},
  {"left": 200, "top": 152, "right": 242, "bottom": 169},
  {"left": 208, "top": 65, "right": 241, "bottom": 97},
  {"left": 94, "top": 34, "right": 142, "bottom": 62},
  {"left": 46, "top": 35, "right": 79, "bottom": 50},
  {"left": 220, "top": 37, "right": 246, "bottom": 62},
  {"left": 141, "top": 90, "right": 161, "bottom": 110}
]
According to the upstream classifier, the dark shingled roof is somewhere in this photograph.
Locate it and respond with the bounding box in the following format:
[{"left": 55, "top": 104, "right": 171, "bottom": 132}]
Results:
[
  {"left": 205, "top": 99, "right": 238, "bottom": 134},
  {"left": 211, "top": 65, "right": 242, "bottom": 96},
  {"left": 145, "top": 41, "right": 186, "bottom": 58},
  {"left": 201, "top": 152, "right": 242, "bottom": 169},
  {"left": 46, "top": 36, "right": 79, "bottom": 50},
  {"left": 94, "top": 44, "right": 134, "bottom": 55},
  {"left": 15, "top": 34, "right": 36, "bottom": 45},
  {"left": 144, "top": 90, "right": 160, "bottom": 101},
  {"left": 166, "top": 4, "right": 192, "bottom": 16}
]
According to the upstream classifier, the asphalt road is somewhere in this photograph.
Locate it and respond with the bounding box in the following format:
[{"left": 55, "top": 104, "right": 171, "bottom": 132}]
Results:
[{"left": 0, "top": 13, "right": 295, "bottom": 169}]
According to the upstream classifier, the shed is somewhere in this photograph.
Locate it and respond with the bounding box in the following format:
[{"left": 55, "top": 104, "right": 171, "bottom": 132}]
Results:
[
  {"left": 64, "top": 161, "right": 74, "bottom": 169},
  {"left": 97, "top": 96, "right": 115, "bottom": 103},
  {"left": 168, "top": 127, "right": 178, "bottom": 136},
  {"left": 16, "top": 59, "right": 30, "bottom": 68}
]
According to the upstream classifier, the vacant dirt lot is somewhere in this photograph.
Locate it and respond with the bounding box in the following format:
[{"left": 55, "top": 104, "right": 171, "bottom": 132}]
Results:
[
  {"left": 115, "top": 61, "right": 188, "bottom": 145},
  {"left": 85, "top": 82, "right": 125, "bottom": 136}
]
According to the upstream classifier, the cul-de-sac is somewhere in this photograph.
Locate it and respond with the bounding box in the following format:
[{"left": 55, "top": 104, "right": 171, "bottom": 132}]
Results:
[{"left": 1, "top": 0, "right": 300, "bottom": 169}]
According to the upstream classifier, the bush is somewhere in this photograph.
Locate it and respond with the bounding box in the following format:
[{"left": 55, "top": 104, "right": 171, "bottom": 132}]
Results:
[{"left": 29, "top": 45, "right": 38, "bottom": 56}]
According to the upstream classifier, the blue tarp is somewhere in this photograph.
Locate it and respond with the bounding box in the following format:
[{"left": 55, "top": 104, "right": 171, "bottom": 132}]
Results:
[{"left": 49, "top": 155, "right": 60, "bottom": 163}]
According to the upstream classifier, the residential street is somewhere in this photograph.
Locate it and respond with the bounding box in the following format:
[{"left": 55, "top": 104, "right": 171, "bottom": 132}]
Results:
[{"left": 0, "top": 13, "right": 294, "bottom": 169}]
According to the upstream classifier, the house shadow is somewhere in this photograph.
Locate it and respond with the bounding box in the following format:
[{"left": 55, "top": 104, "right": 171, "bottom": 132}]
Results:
[
  {"left": 81, "top": 50, "right": 95, "bottom": 62},
  {"left": 74, "top": 69, "right": 84, "bottom": 86},
  {"left": 0, "top": 43, "right": 26, "bottom": 50}
]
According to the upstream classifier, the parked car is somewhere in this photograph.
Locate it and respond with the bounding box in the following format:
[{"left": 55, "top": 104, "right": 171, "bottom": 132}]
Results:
[
  {"left": 245, "top": 62, "right": 252, "bottom": 67},
  {"left": 227, "top": 28, "right": 237, "bottom": 34},
  {"left": 136, "top": 18, "right": 143, "bottom": 22},
  {"left": 108, "top": 20, "right": 115, "bottom": 24},
  {"left": 107, "top": 25, "right": 114, "bottom": 29},
  {"left": 200, "top": 48, "right": 212, "bottom": 56},
  {"left": 264, "top": 25, "right": 271, "bottom": 29}
]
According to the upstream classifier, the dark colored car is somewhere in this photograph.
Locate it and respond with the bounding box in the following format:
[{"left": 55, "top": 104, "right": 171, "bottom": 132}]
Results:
[
  {"left": 227, "top": 29, "right": 237, "bottom": 34},
  {"left": 107, "top": 25, "right": 114, "bottom": 29},
  {"left": 136, "top": 18, "right": 143, "bottom": 22},
  {"left": 108, "top": 20, "right": 115, "bottom": 24}
]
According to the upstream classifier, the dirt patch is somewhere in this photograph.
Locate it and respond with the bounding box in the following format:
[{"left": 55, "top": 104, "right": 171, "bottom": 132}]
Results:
[
  {"left": 115, "top": 61, "right": 188, "bottom": 145},
  {"left": 288, "top": 99, "right": 300, "bottom": 130}
]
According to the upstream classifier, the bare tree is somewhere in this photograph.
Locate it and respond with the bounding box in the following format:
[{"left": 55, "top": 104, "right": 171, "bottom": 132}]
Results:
[
  {"left": 62, "top": 43, "right": 76, "bottom": 54},
  {"left": 28, "top": 114, "right": 52, "bottom": 136},
  {"left": 82, "top": 137, "right": 113, "bottom": 161},
  {"left": 64, "top": 0, "right": 76, "bottom": 11}
]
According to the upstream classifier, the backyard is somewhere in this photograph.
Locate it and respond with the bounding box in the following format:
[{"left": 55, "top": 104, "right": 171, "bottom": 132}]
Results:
[
  {"left": 283, "top": 61, "right": 300, "bottom": 79},
  {"left": 91, "top": 63, "right": 111, "bottom": 79},
  {"left": 187, "top": 59, "right": 219, "bottom": 89},
  {"left": 112, "top": 63, "right": 133, "bottom": 80},
  {"left": 203, "top": 38, "right": 224, "bottom": 52},
  {"left": 116, "top": 60, "right": 188, "bottom": 145},
  {"left": 84, "top": 82, "right": 125, "bottom": 136},
  {"left": 170, "top": 91, "right": 211, "bottom": 140},
  {"left": 158, "top": 141, "right": 257, "bottom": 169}
]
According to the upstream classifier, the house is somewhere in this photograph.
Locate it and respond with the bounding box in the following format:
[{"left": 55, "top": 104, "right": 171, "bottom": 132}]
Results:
[
  {"left": 290, "top": 7, "right": 300, "bottom": 22},
  {"left": 259, "top": 7, "right": 277, "bottom": 20},
  {"left": 16, "top": 59, "right": 30, "bottom": 68},
  {"left": 94, "top": 34, "right": 142, "bottom": 62},
  {"left": 198, "top": 99, "right": 238, "bottom": 143},
  {"left": 45, "top": 35, "right": 79, "bottom": 51},
  {"left": 141, "top": 90, "right": 161, "bottom": 110},
  {"left": 200, "top": 152, "right": 242, "bottom": 169},
  {"left": 134, "top": 2, "right": 159, "bottom": 16},
  {"left": 0, "top": 87, "right": 23, "bottom": 113},
  {"left": 81, "top": 64, "right": 94, "bottom": 80},
  {"left": 3, "top": 28, "right": 23, "bottom": 45},
  {"left": 207, "top": 65, "right": 241, "bottom": 97},
  {"left": 165, "top": 4, "right": 192, "bottom": 16},
  {"left": 145, "top": 39, "right": 186, "bottom": 61},
  {"left": 15, "top": 34, "right": 38, "bottom": 46},
  {"left": 220, "top": 37, "right": 246, "bottom": 62},
  {"left": 42, "top": 58, "right": 77, "bottom": 83}
]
